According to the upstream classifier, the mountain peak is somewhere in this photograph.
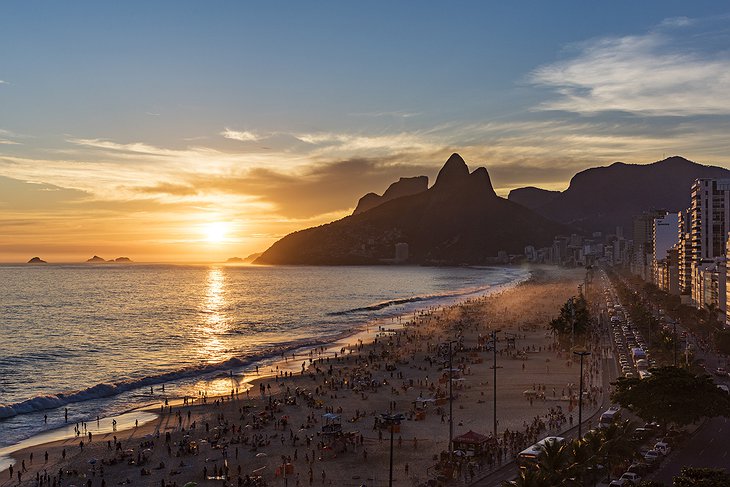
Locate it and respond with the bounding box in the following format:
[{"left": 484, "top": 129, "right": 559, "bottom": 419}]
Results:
[
  {"left": 353, "top": 175, "right": 428, "bottom": 214},
  {"left": 433, "top": 153, "right": 469, "bottom": 189}
]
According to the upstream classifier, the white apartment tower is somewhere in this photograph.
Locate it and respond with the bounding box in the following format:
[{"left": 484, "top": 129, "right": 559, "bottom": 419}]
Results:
[{"left": 690, "top": 179, "right": 730, "bottom": 307}]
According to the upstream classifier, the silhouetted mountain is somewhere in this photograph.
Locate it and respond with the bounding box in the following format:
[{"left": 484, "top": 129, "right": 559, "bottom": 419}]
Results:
[
  {"left": 508, "top": 187, "right": 560, "bottom": 210},
  {"left": 86, "top": 255, "right": 106, "bottom": 263},
  {"left": 27, "top": 257, "right": 47, "bottom": 264},
  {"left": 522, "top": 156, "right": 730, "bottom": 234},
  {"left": 353, "top": 176, "right": 428, "bottom": 214},
  {"left": 255, "top": 154, "right": 568, "bottom": 265},
  {"left": 226, "top": 257, "right": 244, "bottom": 263},
  {"left": 243, "top": 252, "right": 262, "bottom": 263},
  {"left": 113, "top": 257, "right": 132, "bottom": 263}
]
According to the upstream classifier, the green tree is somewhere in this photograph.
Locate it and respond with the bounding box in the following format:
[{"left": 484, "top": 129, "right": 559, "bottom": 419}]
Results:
[
  {"left": 673, "top": 467, "right": 730, "bottom": 486},
  {"left": 598, "top": 419, "right": 637, "bottom": 481},
  {"left": 503, "top": 468, "right": 548, "bottom": 487},
  {"left": 566, "top": 438, "right": 596, "bottom": 485},
  {"left": 549, "top": 295, "right": 591, "bottom": 345},
  {"left": 536, "top": 438, "right": 572, "bottom": 485},
  {"left": 714, "top": 329, "right": 730, "bottom": 356},
  {"left": 612, "top": 366, "right": 730, "bottom": 429}
]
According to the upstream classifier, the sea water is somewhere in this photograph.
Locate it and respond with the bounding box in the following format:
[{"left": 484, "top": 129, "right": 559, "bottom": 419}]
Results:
[{"left": 0, "top": 263, "right": 528, "bottom": 449}]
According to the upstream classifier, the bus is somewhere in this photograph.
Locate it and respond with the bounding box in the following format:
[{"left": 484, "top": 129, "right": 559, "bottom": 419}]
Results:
[
  {"left": 517, "top": 436, "right": 565, "bottom": 469},
  {"left": 598, "top": 406, "right": 621, "bottom": 428}
]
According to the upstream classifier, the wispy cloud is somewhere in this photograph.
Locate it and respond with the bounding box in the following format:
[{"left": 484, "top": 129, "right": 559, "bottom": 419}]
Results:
[
  {"left": 349, "top": 110, "right": 422, "bottom": 119},
  {"left": 0, "top": 80, "right": 8, "bottom": 85},
  {"left": 530, "top": 18, "right": 730, "bottom": 116},
  {"left": 221, "top": 128, "right": 260, "bottom": 142}
]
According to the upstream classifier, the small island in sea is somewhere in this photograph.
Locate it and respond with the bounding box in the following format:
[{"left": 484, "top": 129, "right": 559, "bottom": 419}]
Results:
[
  {"left": 226, "top": 256, "right": 244, "bottom": 263},
  {"left": 26, "top": 257, "right": 47, "bottom": 264},
  {"left": 110, "top": 257, "right": 132, "bottom": 263},
  {"left": 86, "top": 255, "right": 106, "bottom": 263}
]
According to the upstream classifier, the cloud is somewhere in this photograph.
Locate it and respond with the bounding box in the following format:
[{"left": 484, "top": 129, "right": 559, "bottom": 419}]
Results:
[
  {"left": 221, "top": 128, "right": 260, "bottom": 142},
  {"left": 348, "top": 111, "right": 422, "bottom": 119},
  {"left": 0, "top": 80, "right": 8, "bottom": 85},
  {"left": 530, "top": 18, "right": 730, "bottom": 116}
]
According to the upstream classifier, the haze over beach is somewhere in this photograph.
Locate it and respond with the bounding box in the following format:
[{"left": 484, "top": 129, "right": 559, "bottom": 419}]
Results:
[{"left": 4, "top": 2, "right": 730, "bottom": 487}]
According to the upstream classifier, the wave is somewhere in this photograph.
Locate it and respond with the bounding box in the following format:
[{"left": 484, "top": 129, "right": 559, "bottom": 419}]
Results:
[
  {"left": 0, "top": 338, "right": 325, "bottom": 421},
  {"left": 328, "top": 286, "right": 492, "bottom": 316}
]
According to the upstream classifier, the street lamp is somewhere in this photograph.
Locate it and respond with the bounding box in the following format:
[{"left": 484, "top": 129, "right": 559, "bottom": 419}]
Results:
[
  {"left": 381, "top": 412, "right": 405, "bottom": 487},
  {"left": 672, "top": 320, "right": 678, "bottom": 367},
  {"left": 572, "top": 347, "right": 591, "bottom": 439},
  {"left": 447, "top": 340, "right": 458, "bottom": 459},
  {"left": 491, "top": 329, "right": 502, "bottom": 436}
]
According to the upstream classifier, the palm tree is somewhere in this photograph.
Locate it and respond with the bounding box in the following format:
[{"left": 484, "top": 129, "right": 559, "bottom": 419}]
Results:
[
  {"left": 599, "top": 419, "right": 637, "bottom": 481},
  {"left": 537, "top": 438, "right": 572, "bottom": 485},
  {"left": 566, "top": 438, "right": 597, "bottom": 485},
  {"left": 503, "top": 468, "right": 549, "bottom": 487}
]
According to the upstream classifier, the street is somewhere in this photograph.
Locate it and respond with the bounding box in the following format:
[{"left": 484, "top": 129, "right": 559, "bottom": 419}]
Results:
[{"left": 650, "top": 416, "right": 730, "bottom": 483}]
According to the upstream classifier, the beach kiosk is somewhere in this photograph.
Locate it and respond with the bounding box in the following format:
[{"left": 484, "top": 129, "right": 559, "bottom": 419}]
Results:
[
  {"left": 321, "top": 413, "right": 342, "bottom": 436},
  {"left": 452, "top": 430, "right": 490, "bottom": 456}
]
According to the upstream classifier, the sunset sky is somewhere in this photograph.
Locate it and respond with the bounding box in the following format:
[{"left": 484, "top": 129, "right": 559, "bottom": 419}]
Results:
[{"left": 2, "top": 1, "right": 730, "bottom": 262}]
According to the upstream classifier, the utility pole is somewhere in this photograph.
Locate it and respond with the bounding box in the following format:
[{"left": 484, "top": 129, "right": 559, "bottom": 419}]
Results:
[
  {"left": 448, "top": 340, "right": 455, "bottom": 460},
  {"left": 673, "top": 320, "right": 678, "bottom": 367},
  {"left": 573, "top": 348, "right": 591, "bottom": 439},
  {"left": 492, "top": 329, "right": 501, "bottom": 436},
  {"left": 381, "top": 412, "right": 405, "bottom": 487}
]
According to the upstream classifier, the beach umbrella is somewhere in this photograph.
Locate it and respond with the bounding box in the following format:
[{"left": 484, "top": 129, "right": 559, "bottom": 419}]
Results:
[{"left": 255, "top": 452, "right": 268, "bottom": 457}]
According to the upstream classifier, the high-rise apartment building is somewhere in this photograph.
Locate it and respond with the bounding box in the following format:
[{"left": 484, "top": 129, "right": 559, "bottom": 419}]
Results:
[
  {"left": 678, "top": 210, "right": 692, "bottom": 297},
  {"left": 689, "top": 179, "right": 730, "bottom": 308}
]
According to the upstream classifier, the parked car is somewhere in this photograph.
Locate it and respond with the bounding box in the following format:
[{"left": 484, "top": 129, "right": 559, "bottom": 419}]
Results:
[
  {"left": 654, "top": 441, "right": 671, "bottom": 455},
  {"left": 620, "top": 472, "right": 642, "bottom": 484},
  {"left": 714, "top": 367, "right": 727, "bottom": 376},
  {"left": 632, "top": 427, "right": 652, "bottom": 441},
  {"left": 627, "top": 462, "right": 648, "bottom": 475},
  {"left": 644, "top": 449, "right": 661, "bottom": 463}
]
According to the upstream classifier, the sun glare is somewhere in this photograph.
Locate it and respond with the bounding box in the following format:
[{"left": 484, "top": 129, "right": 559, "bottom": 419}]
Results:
[{"left": 204, "top": 222, "right": 228, "bottom": 243}]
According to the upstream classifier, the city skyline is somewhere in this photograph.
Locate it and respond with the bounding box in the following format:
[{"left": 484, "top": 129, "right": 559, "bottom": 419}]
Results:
[{"left": 3, "top": 1, "right": 730, "bottom": 261}]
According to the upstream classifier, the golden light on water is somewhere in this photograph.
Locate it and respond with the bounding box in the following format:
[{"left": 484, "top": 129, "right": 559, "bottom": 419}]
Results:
[{"left": 199, "top": 266, "right": 228, "bottom": 363}]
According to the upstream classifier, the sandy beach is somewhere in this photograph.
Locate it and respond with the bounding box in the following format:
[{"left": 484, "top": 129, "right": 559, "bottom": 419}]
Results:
[{"left": 0, "top": 266, "right": 604, "bottom": 487}]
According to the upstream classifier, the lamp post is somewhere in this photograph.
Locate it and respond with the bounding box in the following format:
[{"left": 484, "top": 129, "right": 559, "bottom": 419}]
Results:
[
  {"left": 672, "top": 320, "right": 678, "bottom": 367},
  {"left": 491, "top": 329, "right": 501, "bottom": 436},
  {"left": 572, "top": 348, "right": 591, "bottom": 439},
  {"left": 447, "top": 340, "right": 458, "bottom": 459},
  {"left": 381, "top": 412, "right": 405, "bottom": 487}
]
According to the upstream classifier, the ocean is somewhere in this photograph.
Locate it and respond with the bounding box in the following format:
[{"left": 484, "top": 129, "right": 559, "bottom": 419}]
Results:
[{"left": 0, "top": 263, "right": 528, "bottom": 450}]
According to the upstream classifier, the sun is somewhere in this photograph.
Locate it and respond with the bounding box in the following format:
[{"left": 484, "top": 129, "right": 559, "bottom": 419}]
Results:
[{"left": 204, "top": 222, "right": 229, "bottom": 243}]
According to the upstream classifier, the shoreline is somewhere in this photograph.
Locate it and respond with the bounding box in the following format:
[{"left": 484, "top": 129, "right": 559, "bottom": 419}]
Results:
[
  {"left": 0, "top": 265, "right": 597, "bottom": 487},
  {"left": 0, "top": 266, "right": 532, "bottom": 475}
]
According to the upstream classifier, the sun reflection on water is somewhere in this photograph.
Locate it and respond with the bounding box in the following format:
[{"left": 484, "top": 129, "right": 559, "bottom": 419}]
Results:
[{"left": 199, "top": 266, "right": 229, "bottom": 363}]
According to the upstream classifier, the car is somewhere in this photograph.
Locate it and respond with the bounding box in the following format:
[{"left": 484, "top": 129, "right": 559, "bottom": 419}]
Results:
[
  {"left": 632, "top": 427, "right": 652, "bottom": 441},
  {"left": 620, "top": 472, "right": 642, "bottom": 484},
  {"left": 608, "top": 480, "right": 627, "bottom": 487},
  {"left": 625, "top": 372, "right": 635, "bottom": 378},
  {"left": 643, "top": 449, "right": 660, "bottom": 463},
  {"left": 627, "top": 462, "right": 648, "bottom": 475},
  {"left": 654, "top": 441, "right": 671, "bottom": 455},
  {"left": 714, "top": 367, "right": 727, "bottom": 376}
]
